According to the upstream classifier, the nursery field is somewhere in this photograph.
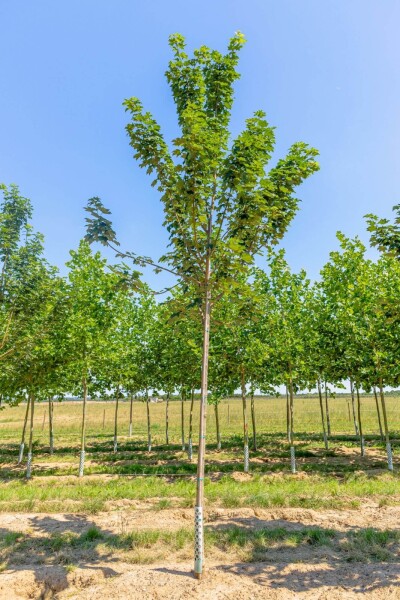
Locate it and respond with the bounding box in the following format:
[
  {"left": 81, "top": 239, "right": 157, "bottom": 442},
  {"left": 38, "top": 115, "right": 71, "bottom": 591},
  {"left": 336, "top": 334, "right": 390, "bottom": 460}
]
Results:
[{"left": 2, "top": 396, "right": 400, "bottom": 598}]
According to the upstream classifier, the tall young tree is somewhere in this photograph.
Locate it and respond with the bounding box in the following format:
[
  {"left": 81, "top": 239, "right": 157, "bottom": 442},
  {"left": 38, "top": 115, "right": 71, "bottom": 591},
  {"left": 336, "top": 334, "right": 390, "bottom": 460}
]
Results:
[
  {"left": 85, "top": 33, "right": 319, "bottom": 577},
  {"left": 66, "top": 241, "right": 123, "bottom": 476}
]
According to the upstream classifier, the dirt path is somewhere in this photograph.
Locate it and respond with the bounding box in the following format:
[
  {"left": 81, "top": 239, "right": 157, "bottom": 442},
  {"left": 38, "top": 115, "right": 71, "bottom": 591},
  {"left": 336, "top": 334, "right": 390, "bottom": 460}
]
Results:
[{"left": 2, "top": 506, "right": 400, "bottom": 599}]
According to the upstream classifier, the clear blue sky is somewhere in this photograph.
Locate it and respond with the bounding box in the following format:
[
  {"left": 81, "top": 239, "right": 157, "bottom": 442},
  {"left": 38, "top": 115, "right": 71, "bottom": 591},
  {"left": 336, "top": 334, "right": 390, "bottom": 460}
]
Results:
[{"left": 1, "top": 1, "right": 399, "bottom": 289}]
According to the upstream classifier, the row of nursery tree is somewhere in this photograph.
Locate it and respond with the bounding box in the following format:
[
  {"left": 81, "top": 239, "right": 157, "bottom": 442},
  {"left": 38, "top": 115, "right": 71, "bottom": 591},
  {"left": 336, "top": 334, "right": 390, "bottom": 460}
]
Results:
[
  {"left": 3, "top": 33, "right": 400, "bottom": 577},
  {"left": 2, "top": 183, "right": 400, "bottom": 478}
]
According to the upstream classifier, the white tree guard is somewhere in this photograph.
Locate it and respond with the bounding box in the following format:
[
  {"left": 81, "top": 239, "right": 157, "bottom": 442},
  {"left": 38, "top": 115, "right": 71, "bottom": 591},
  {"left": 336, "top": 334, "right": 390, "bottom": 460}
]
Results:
[
  {"left": 78, "top": 450, "right": 85, "bottom": 477},
  {"left": 194, "top": 505, "right": 203, "bottom": 575},
  {"left": 290, "top": 445, "right": 296, "bottom": 474}
]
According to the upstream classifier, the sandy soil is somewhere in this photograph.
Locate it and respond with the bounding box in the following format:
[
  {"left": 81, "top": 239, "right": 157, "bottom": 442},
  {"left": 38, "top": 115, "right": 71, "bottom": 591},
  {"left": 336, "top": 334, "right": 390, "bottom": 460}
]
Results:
[{"left": 2, "top": 506, "right": 400, "bottom": 599}]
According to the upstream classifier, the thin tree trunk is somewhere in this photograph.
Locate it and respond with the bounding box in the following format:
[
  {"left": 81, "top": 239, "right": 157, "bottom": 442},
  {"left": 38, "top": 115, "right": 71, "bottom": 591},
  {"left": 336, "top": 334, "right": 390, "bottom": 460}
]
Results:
[
  {"left": 350, "top": 378, "right": 359, "bottom": 436},
  {"left": 379, "top": 379, "right": 393, "bottom": 471},
  {"left": 146, "top": 390, "right": 151, "bottom": 452},
  {"left": 215, "top": 402, "right": 221, "bottom": 450},
  {"left": 181, "top": 390, "right": 185, "bottom": 451},
  {"left": 194, "top": 259, "right": 211, "bottom": 579},
  {"left": 347, "top": 398, "right": 351, "bottom": 422},
  {"left": 324, "top": 380, "right": 331, "bottom": 436},
  {"left": 48, "top": 397, "right": 54, "bottom": 455},
  {"left": 356, "top": 385, "right": 365, "bottom": 456},
  {"left": 18, "top": 396, "right": 31, "bottom": 464},
  {"left": 113, "top": 386, "right": 120, "bottom": 453},
  {"left": 79, "top": 377, "right": 87, "bottom": 477},
  {"left": 250, "top": 391, "right": 257, "bottom": 451},
  {"left": 317, "top": 378, "right": 328, "bottom": 450},
  {"left": 286, "top": 386, "right": 290, "bottom": 442},
  {"left": 26, "top": 394, "right": 35, "bottom": 479},
  {"left": 129, "top": 394, "right": 134, "bottom": 437},
  {"left": 166, "top": 393, "right": 170, "bottom": 446},
  {"left": 241, "top": 366, "right": 249, "bottom": 473},
  {"left": 373, "top": 386, "right": 384, "bottom": 441},
  {"left": 289, "top": 373, "right": 296, "bottom": 474},
  {"left": 188, "top": 389, "right": 194, "bottom": 460}
]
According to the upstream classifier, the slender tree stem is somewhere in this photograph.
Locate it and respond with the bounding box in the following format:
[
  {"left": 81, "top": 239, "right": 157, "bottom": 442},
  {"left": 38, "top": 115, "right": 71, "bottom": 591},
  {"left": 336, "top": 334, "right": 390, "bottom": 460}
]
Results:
[
  {"left": 48, "top": 397, "right": 54, "bottom": 455},
  {"left": 114, "top": 385, "right": 120, "bottom": 453},
  {"left": 79, "top": 377, "right": 87, "bottom": 477},
  {"left": 241, "top": 366, "right": 249, "bottom": 473},
  {"left": 26, "top": 393, "right": 35, "bottom": 479},
  {"left": 250, "top": 391, "right": 257, "bottom": 452},
  {"left": 373, "top": 386, "right": 384, "bottom": 441},
  {"left": 289, "top": 370, "right": 296, "bottom": 474},
  {"left": 379, "top": 378, "right": 393, "bottom": 471},
  {"left": 146, "top": 389, "right": 152, "bottom": 452},
  {"left": 317, "top": 378, "right": 328, "bottom": 450},
  {"left": 129, "top": 394, "right": 134, "bottom": 437},
  {"left": 18, "top": 396, "right": 31, "bottom": 464},
  {"left": 194, "top": 252, "right": 211, "bottom": 579},
  {"left": 324, "top": 380, "right": 331, "bottom": 436},
  {"left": 350, "top": 378, "right": 359, "bottom": 436},
  {"left": 181, "top": 389, "right": 185, "bottom": 451},
  {"left": 166, "top": 393, "right": 170, "bottom": 446},
  {"left": 285, "top": 386, "right": 290, "bottom": 442},
  {"left": 356, "top": 385, "right": 364, "bottom": 456}
]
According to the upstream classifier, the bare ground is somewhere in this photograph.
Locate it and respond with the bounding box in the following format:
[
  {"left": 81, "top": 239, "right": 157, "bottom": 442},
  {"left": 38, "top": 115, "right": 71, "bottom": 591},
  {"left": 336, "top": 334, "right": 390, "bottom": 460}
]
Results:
[{"left": 2, "top": 505, "right": 400, "bottom": 599}]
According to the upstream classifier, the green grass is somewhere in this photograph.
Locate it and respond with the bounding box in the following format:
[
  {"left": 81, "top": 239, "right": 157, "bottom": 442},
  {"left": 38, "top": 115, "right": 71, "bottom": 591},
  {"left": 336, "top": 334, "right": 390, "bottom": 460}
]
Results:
[
  {"left": 1, "top": 472, "right": 400, "bottom": 513},
  {"left": 2, "top": 524, "right": 399, "bottom": 568}
]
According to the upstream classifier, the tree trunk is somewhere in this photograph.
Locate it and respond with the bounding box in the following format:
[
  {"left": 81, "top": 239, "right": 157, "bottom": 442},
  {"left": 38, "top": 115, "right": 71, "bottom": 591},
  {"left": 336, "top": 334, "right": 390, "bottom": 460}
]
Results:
[
  {"left": 241, "top": 366, "right": 249, "bottom": 473},
  {"left": 215, "top": 402, "right": 221, "bottom": 450},
  {"left": 194, "top": 262, "right": 211, "bottom": 579},
  {"left": 79, "top": 377, "right": 87, "bottom": 477},
  {"left": 129, "top": 395, "right": 134, "bottom": 437},
  {"left": 379, "top": 379, "right": 393, "bottom": 471},
  {"left": 166, "top": 393, "right": 170, "bottom": 446},
  {"left": 317, "top": 378, "right": 328, "bottom": 450},
  {"left": 324, "top": 380, "right": 331, "bottom": 436},
  {"left": 181, "top": 390, "right": 185, "bottom": 451},
  {"left": 289, "top": 374, "right": 296, "bottom": 474},
  {"left": 355, "top": 385, "right": 365, "bottom": 456},
  {"left": 48, "top": 397, "right": 54, "bottom": 455},
  {"left": 18, "top": 396, "right": 31, "bottom": 464},
  {"left": 113, "top": 386, "right": 120, "bottom": 453},
  {"left": 350, "top": 378, "right": 359, "bottom": 436},
  {"left": 250, "top": 391, "right": 257, "bottom": 451},
  {"left": 146, "top": 390, "right": 152, "bottom": 452},
  {"left": 373, "top": 386, "right": 384, "bottom": 441},
  {"left": 188, "top": 389, "right": 194, "bottom": 460},
  {"left": 26, "top": 394, "right": 35, "bottom": 479},
  {"left": 285, "top": 386, "right": 290, "bottom": 442}
]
